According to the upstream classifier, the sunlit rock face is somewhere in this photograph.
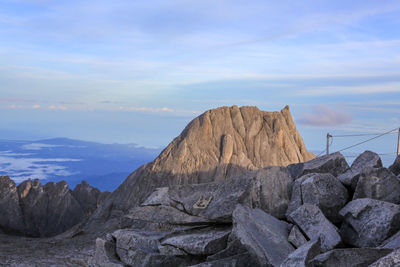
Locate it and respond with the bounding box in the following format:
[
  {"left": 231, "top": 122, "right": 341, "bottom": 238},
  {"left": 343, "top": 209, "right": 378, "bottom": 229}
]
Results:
[{"left": 87, "top": 105, "right": 315, "bottom": 231}]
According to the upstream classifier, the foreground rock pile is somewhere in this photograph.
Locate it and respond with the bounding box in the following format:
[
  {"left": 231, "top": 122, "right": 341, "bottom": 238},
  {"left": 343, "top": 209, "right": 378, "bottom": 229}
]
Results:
[
  {"left": 92, "top": 151, "right": 400, "bottom": 267},
  {"left": 0, "top": 178, "right": 107, "bottom": 237}
]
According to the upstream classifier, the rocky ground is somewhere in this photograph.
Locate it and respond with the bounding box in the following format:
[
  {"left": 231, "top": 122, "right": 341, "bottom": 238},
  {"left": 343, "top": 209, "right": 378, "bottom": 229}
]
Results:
[{"left": 91, "top": 151, "right": 400, "bottom": 266}]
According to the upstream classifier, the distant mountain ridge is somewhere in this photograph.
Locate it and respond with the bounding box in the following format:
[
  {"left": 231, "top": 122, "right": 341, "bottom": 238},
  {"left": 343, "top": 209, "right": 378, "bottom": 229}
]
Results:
[{"left": 0, "top": 137, "right": 162, "bottom": 191}]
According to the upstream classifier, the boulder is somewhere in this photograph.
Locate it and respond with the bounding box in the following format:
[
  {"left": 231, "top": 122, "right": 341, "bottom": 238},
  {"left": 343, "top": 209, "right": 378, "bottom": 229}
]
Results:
[
  {"left": 111, "top": 229, "right": 198, "bottom": 267},
  {"left": 249, "top": 166, "right": 293, "bottom": 219},
  {"left": 338, "top": 150, "right": 382, "bottom": 189},
  {"left": 369, "top": 249, "right": 400, "bottom": 267},
  {"left": 380, "top": 230, "right": 400, "bottom": 249},
  {"left": 353, "top": 167, "right": 400, "bottom": 204},
  {"left": 288, "top": 152, "right": 348, "bottom": 179},
  {"left": 159, "top": 227, "right": 231, "bottom": 255},
  {"left": 389, "top": 155, "right": 400, "bottom": 176},
  {"left": 288, "top": 225, "right": 308, "bottom": 249},
  {"left": 280, "top": 239, "right": 320, "bottom": 267},
  {"left": 92, "top": 236, "right": 125, "bottom": 267},
  {"left": 288, "top": 204, "right": 341, "bottom": 252},
  {"left": 286, "top": 173, "right": 348, "bottom": 223},
  {"left": 0, "top": 176, "right": 25, "bottom": 234},
  {"left": 339, "top": 198, "right": 400, "bottom": 247},
  {"left": 140, "top": 176, "right": 253, "bottom": 223},
  {"left": 309, "top": 248, "right": 392, "bottom": 267},
  {"left": 231, "top": 204, "right": 294, "bottom": 266}
]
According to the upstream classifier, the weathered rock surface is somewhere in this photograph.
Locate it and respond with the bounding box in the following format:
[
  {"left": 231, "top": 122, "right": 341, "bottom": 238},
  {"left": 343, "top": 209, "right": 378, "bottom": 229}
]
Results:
[
  {"left": 280, "top": 239, "right": 320, "bottom": 267},
  {"left": 288, "top": 204, "right": 341, "bottom": 252},
  {"left": 0, "top": 176, "right": 25, "bottom": 234},
  {"left": 286, "top": 173, "right": 348, "bottom": 223},
  {"left": 87, "top": 106, "right": 315, "bottom": 231},
  {"left": 389, "top": 155, "right": 400, "bottom": 176},
  {"left": 288, "top": 225, "right": 308, "bottom": 249},
  {"left": 339, "top": 198, "right": 400, "bottom": 247},
  {"left": 73, "top": 181, "right": 104, "bottom": 216},
  {"left": 353, "top": 167, "right": 400, "bottom": 204},
  {"left": 287, "top": 152, "right": 348, "bottom": 179},
  {"left": 380, "top": 230, "right": 400, "bottom": 249},
  {"left": 338, "top": 151, "right": 382, "bottom": 189},
  {"left": 160, "top": 227, "right": 231, "bottom": 255},
  {"left": 231, "top": 204, "right": 294, "bottom": 266},
  {"left": 309, "top": 248, "right": 392, "bottom": 267},
  {"left": 249, "top": 166, "right": 293, "bottom": 219},
  {"left": 369, "top": 249, "right": 400, "bottom": 267},
  {"left": 0, "top": 176, "right": 105, "bottom": 237}
]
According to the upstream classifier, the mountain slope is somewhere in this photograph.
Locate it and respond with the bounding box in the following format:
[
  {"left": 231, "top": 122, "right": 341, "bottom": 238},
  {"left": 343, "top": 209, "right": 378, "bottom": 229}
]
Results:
[{"left": 86, "top": 105, "right": 314, "bottom": 231}]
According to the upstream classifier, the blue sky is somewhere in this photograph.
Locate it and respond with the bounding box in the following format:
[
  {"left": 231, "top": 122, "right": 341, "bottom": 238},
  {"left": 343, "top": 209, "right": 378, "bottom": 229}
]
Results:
[{"left": 1, "top": 0, "right": 400, "bottom": 163}]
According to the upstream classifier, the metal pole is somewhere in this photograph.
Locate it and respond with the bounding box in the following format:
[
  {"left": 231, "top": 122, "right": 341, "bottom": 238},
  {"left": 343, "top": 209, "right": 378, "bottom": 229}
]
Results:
[
  {"left": 326, "top": 133, "right": 331, "bottom": 155},
  {"left": 397, "top": 128, "right": 400, "bottom": 156}
]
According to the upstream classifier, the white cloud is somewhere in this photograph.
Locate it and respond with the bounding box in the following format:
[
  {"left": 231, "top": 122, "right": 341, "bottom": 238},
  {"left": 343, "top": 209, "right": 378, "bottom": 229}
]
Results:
[{"left": 299, "top": 105, "right": 352, "bottom": 126}]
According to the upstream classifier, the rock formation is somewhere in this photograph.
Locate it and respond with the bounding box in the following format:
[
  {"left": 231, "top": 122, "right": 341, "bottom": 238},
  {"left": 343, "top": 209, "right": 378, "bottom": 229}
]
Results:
[
  {"left": 0, "top": 177, "right": 106, "bottom": 237},
  {"left": 87, "top": 105, "right": 315, "bottom": 231}
]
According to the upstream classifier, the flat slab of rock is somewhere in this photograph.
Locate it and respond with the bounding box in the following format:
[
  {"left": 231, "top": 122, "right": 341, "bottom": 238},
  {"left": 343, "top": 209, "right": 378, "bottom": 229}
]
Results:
[
  {"left": 288, "top": 152, "right": 349, "bottom": 179},
  {"left": 141, "top": 176, "right": 253, "bottom": 223},
  {"left": 369, "top": 249, "right": 400, "bottom": 267},
  {"left": 160, "top": 227, "right": 230, "bottom": 255},
  {"left": 231, "top": 204, "right": 294, "bottom": 266},
  {"left": 339, "top": 198, "right": 400, "bottom": 247},
  {"left": 309, "top": 248, "right": 392, "bottom": 267},
  {"left": 288, "top": 204, "right": 341, "bottom": 252},
  {"left": 288, "top": 225, "right": 308, "bottom": 248},
  {"left": 353, "top": 167, "right": 400, "bottom": 204},
  {"left": 280, "top": 239, "right": 320, "bottom": 267},
  {"left": 338, "top": 150, "right": 382, "bottom": 189},
  {"left": 286, "top": 173, "right": 348, "bottom": 223}
]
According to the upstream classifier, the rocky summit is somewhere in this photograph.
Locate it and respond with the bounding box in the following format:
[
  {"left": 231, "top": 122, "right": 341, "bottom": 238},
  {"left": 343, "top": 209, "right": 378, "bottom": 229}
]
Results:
[
  {"left": 87, "top": 105, "right": 315, "bottom": 232},
  {"left": 2, "top": 105, "right": 400, "bottom": 267},
  {"left": 0, "top": 177, "right": 107, "bottom": 237}
]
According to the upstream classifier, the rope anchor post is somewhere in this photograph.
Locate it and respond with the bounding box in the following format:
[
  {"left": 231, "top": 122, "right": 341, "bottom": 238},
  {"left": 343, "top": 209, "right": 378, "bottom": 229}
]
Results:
[{"left": 326, "top": 133, "right": 332, "bottom": 156}]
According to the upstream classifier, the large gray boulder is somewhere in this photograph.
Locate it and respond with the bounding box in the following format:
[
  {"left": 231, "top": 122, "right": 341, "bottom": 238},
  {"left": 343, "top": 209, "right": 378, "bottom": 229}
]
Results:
[
  {"left": 339, "top": 198, "right": 400, "bottom": 247},
  {"left": 140, "top": 176, "right": 254, "bottom": 224},
  {"left": 338, "top": 150, "right": 382, "bottom": 189},
  {"left": 389, "top": 155, "right": 400, "bottom": 176},
  {"left": 159, "top": 227, "right": 231, "bottom": 255},
  {"left": 369, "top": 249, "right": 400, "bottom": 267},
  {"left": 280, "top": 239, "right": 320, "bottom": 267},
  {"left": 288, "top": 152, "right": 348, "bottom": 179},
  {"left": 230, "top": 204, "right": 294, "bottom": 266},
  {"left": 309, "top": 248, "right": 392, "bottom": 267},
  {"left": 0, "top": 176, "right": 25, "bottom": 234},
  {"left": 249, "top": 166, "right": 293, "bottom": 219},
  {"left": 353, "top": 167, "right": 400, "bottom": 204},
  {"left": 288, "top": 204, "right": 341, "bottom": 252},
  {"left": 286, "top": 173, "right": 348, "bottom": 223}
]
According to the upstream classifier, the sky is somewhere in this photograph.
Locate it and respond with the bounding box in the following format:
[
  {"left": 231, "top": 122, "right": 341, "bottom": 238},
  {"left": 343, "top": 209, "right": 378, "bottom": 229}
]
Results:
[{"left": 1, "top": 0, "right": 400, "bottom": 163}]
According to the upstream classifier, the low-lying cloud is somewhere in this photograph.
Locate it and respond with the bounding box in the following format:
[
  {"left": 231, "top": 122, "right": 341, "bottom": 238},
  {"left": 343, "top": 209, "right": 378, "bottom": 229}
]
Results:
[{"left": 299, "top": 105, "right": 352, "bottom": 126}]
